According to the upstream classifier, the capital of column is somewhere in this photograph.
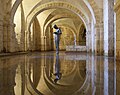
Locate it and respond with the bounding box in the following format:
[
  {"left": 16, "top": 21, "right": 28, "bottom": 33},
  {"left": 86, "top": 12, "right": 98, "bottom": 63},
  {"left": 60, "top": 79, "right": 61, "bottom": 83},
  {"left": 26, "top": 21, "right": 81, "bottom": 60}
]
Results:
[
  {"left": 95, "top": 23, "right": 103, "bottom": 29},
  {"left": 86, "top": 23, "right": 91, "bottom": 29},
  {"left": 87, "top": 31, "right": 91, "bottom": 34}
]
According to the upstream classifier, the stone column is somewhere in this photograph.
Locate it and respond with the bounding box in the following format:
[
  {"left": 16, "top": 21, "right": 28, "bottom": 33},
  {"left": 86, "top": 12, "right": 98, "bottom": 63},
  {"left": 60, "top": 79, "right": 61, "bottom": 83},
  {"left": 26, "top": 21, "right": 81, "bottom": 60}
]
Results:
[
  {"left": 0, "top": 18, "right": 3, "bottom": 52},
  {"left": 45, "top": 27, "right": 51, "bottom": 51},
  {"left": 95, "top": 23, "right": 104, "bottom": 55},
  {"left": 3, "top": 21, "right": 8, "bottom": 52},
  {"left": 20, "top": 3, "right": 25, "bottom": 51},
  {"left": 108, "top": 0, "right": 114, "bottom": 56},
  {"left": 41, "top": 36, "right": 46, "bottom": 51},
  {"left": 77, "top": 32, "right": 82, "bottom": 45},
  {"left": 88, "top": 31, "right": 92, "bottom": 52},
  {"left": 104, "top": 0, "right": 114, "bottom": 56},
  {"left": 86, "top": 31, "right": 91, "bottom": 52},
  {"left": 27, "top": 28, "right": 32, "bottom": 51},
  {"left": 91, "top": 20, "right": 95, "bottom": 53},
  {"left": 114, "top": 0, "right": 120, "bottom": 59},
  {"left": 0, "top": 1, "right": 3, "bottom": 52},
  {"left": 86, "top": 31, "right": 89, "bottom": 52},
  {"left": 7, "top": 22, "right": 18, "bottom": 52},
  {"left": 86, "top": 23, "right": 92, "bottom": 53}
]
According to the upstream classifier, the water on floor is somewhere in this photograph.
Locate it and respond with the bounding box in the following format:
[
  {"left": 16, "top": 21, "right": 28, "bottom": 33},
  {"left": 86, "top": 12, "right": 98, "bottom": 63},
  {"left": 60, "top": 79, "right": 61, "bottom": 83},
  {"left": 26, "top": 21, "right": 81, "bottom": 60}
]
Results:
[{"left": 0, "top": 52, "right": 119, "bottom": 95}]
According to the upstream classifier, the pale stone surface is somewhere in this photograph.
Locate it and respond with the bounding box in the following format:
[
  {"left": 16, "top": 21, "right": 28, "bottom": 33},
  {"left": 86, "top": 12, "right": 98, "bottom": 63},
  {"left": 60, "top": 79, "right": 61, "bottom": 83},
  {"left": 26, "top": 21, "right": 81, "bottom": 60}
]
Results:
[
  {"left": 104, "top": 0, "right": 115, "bottom": 56},
  {"left": 114, "top": 0, "right": 120, "bottom": 59},
  {"left": 0, "top": 20, "right": 3, "bottom": 52},
  {"left": 94, "top": 23, "right": 104, "bottom": 55},
  {"left": 108, "top": 0, "right": 114, "bottom": 56},
  {"left": 66, "top": 45, "right": 86, "bottom": 52}
]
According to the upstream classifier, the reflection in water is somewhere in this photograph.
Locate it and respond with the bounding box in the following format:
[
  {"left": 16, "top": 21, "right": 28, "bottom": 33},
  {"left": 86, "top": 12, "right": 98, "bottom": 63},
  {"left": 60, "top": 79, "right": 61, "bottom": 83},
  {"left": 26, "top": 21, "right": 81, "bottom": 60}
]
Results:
[
  {"left": 53, "top": 54, "right": 62, "bottom": 83},
  {"left": 0, "top": 52, "right": 118, "bottom": 95}
]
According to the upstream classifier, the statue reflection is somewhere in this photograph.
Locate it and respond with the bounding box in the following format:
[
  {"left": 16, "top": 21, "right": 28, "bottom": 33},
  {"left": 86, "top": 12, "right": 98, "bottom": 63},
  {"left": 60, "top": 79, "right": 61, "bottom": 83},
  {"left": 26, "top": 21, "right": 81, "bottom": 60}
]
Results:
[{"left": 53, "top": 54, "right": 62, "bottom": 83}]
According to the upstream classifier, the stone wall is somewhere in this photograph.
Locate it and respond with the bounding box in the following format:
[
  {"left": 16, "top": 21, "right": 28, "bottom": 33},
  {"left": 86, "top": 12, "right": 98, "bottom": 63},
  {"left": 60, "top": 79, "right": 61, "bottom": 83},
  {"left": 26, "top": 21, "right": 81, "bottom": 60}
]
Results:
[{"left": 114, "top": 1, "right": 120, "bottom": 59}]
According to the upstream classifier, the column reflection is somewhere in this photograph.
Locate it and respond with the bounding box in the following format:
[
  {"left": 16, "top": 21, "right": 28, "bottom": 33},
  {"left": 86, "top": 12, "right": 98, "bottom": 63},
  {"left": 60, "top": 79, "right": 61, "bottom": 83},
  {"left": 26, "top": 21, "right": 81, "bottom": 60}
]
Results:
[{"left": 0, "top": 52, "right": 118, "bottom": 95}]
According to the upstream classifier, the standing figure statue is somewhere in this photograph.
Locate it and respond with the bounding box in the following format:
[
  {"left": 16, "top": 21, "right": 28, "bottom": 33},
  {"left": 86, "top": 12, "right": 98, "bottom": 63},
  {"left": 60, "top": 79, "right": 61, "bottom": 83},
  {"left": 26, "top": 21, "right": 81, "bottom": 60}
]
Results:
[{"left": 53, "top": 24, "right": 62, "bottom": 54}]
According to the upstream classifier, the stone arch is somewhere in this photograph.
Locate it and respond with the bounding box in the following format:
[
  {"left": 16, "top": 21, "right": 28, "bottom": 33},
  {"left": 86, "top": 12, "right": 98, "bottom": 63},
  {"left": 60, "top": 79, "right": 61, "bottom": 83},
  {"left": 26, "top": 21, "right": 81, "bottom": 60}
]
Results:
[
  {"left": 45, "top": 23, "right": 77, "bottom": 50},
  {"left": 88, "top": 0, "right": 102, "bottom": 23},
  {"left": 10, "top": 0, "right": 22, "bottom": 22},
  {"left": 44, "top": 18, "right": 77, "bottom": 42},
  {"left": 83, "top": 0, "right": 96, "bottom": 23},
  {"left": 44, "top": 16, "right": 78, "bottom": 36},
  {"left": 26, "top": 1, "right": 89, "bottom": 34},
  {"left": 58, "top": 24, "right": 77, "bottom": 47},
  {"left": 31, "top": 17, "right": 41, "bottom": 51},
  {"left": 42, "top": 8, "right": 83, "bottom": 31}
]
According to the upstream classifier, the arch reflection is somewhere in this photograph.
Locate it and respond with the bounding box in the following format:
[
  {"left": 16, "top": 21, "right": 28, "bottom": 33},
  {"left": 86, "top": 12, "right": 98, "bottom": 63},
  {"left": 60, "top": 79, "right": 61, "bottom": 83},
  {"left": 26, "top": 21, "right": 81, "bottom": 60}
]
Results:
[
  {"left": 27, "top": 53, "right": 87, "bottom": 95},
  {"left": 0, "top": 52, "right": 116, "bottom": 95}
]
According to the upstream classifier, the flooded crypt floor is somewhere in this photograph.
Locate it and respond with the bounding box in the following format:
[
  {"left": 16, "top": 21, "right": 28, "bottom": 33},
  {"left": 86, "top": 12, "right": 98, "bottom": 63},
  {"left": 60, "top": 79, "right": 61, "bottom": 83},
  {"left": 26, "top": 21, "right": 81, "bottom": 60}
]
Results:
[{"left": 0, "top": 51, "right": 119, "bottom": 95}]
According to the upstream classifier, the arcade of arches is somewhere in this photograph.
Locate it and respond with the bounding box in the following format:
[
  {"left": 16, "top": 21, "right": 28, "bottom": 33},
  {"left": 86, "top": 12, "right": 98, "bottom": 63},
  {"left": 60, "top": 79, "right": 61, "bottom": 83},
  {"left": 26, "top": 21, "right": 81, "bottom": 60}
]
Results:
[
  {"left": 0, "top": 0, "right": 120, "bottom": 58},
  {"left": 0, "top": 0, "right": 120, "bottom": 95}
]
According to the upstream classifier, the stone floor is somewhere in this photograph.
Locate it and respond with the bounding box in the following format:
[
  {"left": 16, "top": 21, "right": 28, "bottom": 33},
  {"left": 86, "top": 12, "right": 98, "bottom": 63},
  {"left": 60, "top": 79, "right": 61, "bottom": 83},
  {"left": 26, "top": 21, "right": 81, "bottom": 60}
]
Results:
[{"left": 0, "top": 51, "right": 119, "bottom": 95}]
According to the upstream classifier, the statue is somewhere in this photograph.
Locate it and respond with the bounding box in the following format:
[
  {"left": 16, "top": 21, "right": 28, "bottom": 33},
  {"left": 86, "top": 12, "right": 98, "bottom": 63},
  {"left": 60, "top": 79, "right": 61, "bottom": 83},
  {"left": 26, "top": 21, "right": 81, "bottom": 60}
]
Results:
[{"left": 53, "top": 24, "right": 62, "bottom": 54}]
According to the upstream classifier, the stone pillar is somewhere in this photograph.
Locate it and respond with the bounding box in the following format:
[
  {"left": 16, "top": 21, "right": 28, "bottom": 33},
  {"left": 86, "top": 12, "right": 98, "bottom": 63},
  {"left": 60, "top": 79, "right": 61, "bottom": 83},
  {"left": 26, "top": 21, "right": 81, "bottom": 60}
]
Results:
[
  {"left": 95, "top": 23, "right": 104, "bottom": 55},
  {"left": 77, "top": 32, "right": 82, "bottom": 45},
  {"left": 20, "top": 3, "right": 25, "bottom": 51},
  {"left": 91, "top": 20, "right": 95, "bottom": 53},
  {"left": 3, "top": 21, "right": 8, "bottom": 52},
  {"left": 86, "top": 31, "right": 91, "bottom": 52},
  {"left": 45, "top": 27, "right": 51, "bottom": 51},
  {"left": 108, "top": 0, "right": 114, "bottom": 56},
  {"left": 0, "top": 1, "right": 3, "bottom": 52},
  {"left": 41, "top": 36, "right": 46, "bottom": 51},
  {"left": 114, "top": 1, "right": 120, "bottom": 59},
  {"left": 50, "top": 26, "right": 54, "bottom": 50},
  {"left": 28, "top": 28, "right": 32, "bottom": 51},
  {"left": 88, "top": 23, "right": 92, "bottom": 52},
  {"left": 0, "top": 18, "right": 3, "bottom": 52},
  {"left": 7, "top": 22, "right": 18, "bottom": 52},
  {"left": 86, "top": 31, "right": 89, "bottom": 52},
  {"left": 88, "top": 31, "right": 92, "bottom": 52},
  {"left": 104, "top": 0, "right": 115, "bottom": 56}
]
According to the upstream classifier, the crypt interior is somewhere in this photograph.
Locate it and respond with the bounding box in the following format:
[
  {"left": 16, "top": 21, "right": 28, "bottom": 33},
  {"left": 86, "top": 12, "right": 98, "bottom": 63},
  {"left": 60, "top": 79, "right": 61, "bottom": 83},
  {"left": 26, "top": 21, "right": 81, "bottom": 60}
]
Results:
[{"left": 0, "top": 0, "right": 120, "bottom": 95}]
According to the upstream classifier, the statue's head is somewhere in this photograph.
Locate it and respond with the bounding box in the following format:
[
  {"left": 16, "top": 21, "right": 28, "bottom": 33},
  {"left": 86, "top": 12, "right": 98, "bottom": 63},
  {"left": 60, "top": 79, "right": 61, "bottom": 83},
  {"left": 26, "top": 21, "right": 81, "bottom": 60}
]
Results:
[{"left": 53, "top": 24, "right": 58, "bottom": 29}]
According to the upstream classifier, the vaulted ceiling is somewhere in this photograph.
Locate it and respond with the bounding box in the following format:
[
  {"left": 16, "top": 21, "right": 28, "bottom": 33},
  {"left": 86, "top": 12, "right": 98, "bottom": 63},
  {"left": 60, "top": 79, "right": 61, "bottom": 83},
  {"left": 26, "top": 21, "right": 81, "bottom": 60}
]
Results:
[{"left": 17, "top": 0, "right": 102, "bottom": 34}]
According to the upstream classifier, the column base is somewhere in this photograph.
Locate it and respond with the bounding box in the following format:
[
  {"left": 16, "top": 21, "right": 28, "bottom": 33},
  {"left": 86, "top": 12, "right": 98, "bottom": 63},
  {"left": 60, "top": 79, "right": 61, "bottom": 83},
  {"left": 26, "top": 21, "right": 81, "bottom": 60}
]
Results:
[
  {"left": 108, "top": 50, "right": 114, "bottom": 57},
  {"left": 95, "top": 50, "right": 104, "bottom": 56}
]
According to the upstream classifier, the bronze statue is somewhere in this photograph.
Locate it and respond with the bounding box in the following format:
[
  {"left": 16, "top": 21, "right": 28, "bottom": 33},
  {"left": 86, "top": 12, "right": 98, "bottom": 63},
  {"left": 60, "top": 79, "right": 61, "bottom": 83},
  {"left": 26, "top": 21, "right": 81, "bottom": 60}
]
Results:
[{"left": 53, "top": 25, "right": 62, "bottom": 54}]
